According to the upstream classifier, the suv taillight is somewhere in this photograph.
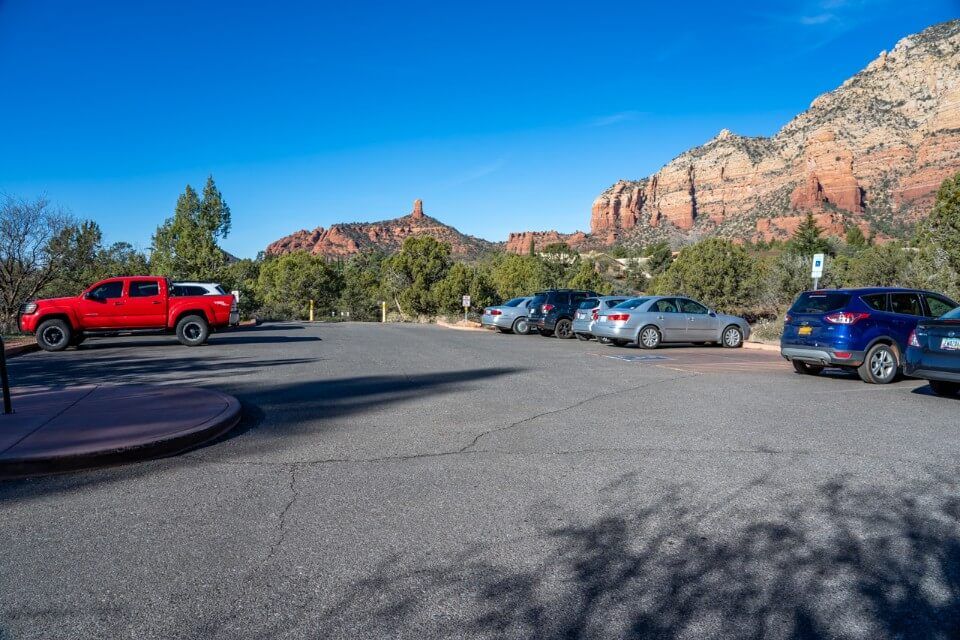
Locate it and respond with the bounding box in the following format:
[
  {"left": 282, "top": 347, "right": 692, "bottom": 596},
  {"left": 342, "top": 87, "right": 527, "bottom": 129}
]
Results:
[
  {"left": 608, "top": 314, "right": 630, "bottom": 322},
  {"left": 591, "top": 310, "right": 598, "bottom": 321},
  {"left": 824, "top": 311, "right": 869, "bottom": 325},
  {"left": 908, "top": 330, "right": 921, "bottom": 347},
  {"left": 543, "top": 304, "right": 554, "bottom": 312}
]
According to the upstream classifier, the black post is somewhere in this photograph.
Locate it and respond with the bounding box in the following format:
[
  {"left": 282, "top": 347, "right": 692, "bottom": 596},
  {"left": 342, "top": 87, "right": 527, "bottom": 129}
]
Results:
[{"left": 0, "top": 336, "right": 11, "bottom": 415}]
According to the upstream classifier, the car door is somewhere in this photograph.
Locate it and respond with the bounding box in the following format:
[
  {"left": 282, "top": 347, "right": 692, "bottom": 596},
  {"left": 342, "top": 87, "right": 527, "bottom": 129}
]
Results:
[
  {"left": 76, "top": 280, "right": 125, "bottom": 329},
  {"left": 888, "top": 292, "right": 924, "bottom": 348},
  {"left": 678, "top": 298, "right": 716, "bottom": 341},
  {"left": 650, "top": 298, "right": 686, "bottom": 341},
  {"left": 124, "top": 278, "right": 166, "bottom": 328}
]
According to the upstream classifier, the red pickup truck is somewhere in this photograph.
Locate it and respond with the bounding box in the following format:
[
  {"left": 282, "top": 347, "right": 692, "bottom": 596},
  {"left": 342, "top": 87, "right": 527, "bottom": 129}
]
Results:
[{"left": 19, "top": 276, "right": 238, "bottom": 351}]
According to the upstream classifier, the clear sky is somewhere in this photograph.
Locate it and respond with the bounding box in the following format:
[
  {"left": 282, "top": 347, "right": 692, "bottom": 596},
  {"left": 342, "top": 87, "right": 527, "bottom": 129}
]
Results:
[{"left": 1, "top": 1, "right": 958, "bottom": 258}]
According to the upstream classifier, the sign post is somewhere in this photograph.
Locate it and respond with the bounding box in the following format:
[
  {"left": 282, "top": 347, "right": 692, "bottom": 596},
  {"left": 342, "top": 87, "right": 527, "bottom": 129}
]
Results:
[
  {"left": 0, "top": 337, "right": 12, "bottom": 415},
  {"left": 462, "top": 295, "right": 471, "bottom": 323},
  {"left": 811, "top": 253, "right": 825, "bottom": 290}
]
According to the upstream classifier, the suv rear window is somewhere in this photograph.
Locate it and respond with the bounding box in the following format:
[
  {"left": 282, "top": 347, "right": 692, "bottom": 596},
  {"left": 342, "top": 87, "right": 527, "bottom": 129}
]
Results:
[
  {"left": 789, "top": 292, "right": 852, "bottom": 314},
  {"left": 861, "top": 294, "right": 887, "bottom": 311},
  {"left": 579, "top": 298, "right": 599, "bottom": 309}
]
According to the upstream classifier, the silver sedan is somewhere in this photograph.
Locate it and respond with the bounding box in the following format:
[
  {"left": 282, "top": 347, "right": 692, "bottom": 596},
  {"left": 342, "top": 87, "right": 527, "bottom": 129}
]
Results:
[
  {"left": 481, "top": 297, "right": 533, "bottom": 334},
  {"left": 592, "top": 295, "right": 751, "bottom": 348}
]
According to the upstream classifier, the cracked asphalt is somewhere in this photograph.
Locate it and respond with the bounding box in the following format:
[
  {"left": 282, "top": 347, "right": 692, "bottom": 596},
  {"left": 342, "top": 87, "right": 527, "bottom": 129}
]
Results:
[{"left": 3, "top": 322, "right": 960, "bottom": 639}]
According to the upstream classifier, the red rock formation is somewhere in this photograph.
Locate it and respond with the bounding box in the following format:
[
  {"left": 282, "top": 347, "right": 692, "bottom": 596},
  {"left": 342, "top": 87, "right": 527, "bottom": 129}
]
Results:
[
  {"left": 515, "top": 21, "right": 960, "bottom": 246},
  {"left": 265, "top": 200, "right": 495, "bottom": 259},
  {"left": 504, "top": 230, "right": 589, "bottom": 254}
]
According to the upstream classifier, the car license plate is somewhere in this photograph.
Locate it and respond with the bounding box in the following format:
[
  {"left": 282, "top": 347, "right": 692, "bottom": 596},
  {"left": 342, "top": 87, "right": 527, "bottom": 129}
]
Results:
[
  {"left": 798, "top": 326, "right": 812, "bottom": 336},
  {"left": 941, "top": 337, "right": 960, "bottom": 351}
]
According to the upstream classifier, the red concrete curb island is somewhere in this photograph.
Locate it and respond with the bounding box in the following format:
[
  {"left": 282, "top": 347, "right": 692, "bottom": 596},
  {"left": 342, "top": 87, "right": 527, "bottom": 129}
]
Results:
[{"left": 0, "top": 384, "right": 242, "bottom": 479}]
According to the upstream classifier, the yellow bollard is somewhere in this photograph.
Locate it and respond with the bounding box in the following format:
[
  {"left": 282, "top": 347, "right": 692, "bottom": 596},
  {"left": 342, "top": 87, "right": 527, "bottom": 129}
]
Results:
[
  {"left": 309, "top": 300, "right": 315, "bottom": 322},
  {"left": 381, "top": 301, "right": 387, "bottom": 323}
]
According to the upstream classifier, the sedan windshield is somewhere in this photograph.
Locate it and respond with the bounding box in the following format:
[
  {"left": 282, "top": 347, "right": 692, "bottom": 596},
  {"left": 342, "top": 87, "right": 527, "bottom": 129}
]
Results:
[
  {"left": 578, "top": 298, "right": 599, "bottom": 309},
  {"left": 614, "top": 297, "right": 651, "bottom": 310}
]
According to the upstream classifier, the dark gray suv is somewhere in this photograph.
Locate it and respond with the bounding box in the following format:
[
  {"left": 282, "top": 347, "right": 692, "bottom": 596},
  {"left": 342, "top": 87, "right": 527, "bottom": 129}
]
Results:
[{"left": 527, "top": 289, "right": 599, "bottom": 339}]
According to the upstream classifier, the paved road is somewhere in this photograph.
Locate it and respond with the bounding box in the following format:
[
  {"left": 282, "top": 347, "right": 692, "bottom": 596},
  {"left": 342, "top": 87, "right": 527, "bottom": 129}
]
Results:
[{"left": 2, "top": 323, "right": 960, "bottom": 639}]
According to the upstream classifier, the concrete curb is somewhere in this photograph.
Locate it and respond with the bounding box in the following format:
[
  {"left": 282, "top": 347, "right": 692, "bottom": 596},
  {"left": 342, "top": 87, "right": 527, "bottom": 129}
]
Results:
[
  {"left": 435, "top": 320, "right": 486, "bottom": 332},
  {"left": 3, "top": 341, "right": 38, "bottom": 359},
  {"left": 744, "top": 341, "right": 780, "bottom": 353},
  {"left": 0, "top": 386, "right": 242, "bottom": 479}
]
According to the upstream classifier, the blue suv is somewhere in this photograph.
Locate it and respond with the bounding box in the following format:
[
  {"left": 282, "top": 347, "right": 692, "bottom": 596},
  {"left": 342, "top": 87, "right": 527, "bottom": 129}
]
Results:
[{"left": 781, "top": 288, "right": 958, "bottom": 384}]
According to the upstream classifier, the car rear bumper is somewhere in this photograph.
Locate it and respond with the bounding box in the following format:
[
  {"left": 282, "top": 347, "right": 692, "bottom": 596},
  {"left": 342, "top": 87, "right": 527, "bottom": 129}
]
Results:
[
  {"left": 572, "top": 319, "right": 594, "bottom": 334},
  {"left": 781, "top": 344, "right": 865, "bottom": 367},
  {"left": 530, "top": 317, "right": 556, "bottom": 332},
  {"left": 481, "top": 315, "right": 513, "bottom": 329},
  {"left": 591, "top": 324, "right": 635, "bottom": 341},
  {"left": 904, "top": 366, "right": 960, "bottom": 383}
]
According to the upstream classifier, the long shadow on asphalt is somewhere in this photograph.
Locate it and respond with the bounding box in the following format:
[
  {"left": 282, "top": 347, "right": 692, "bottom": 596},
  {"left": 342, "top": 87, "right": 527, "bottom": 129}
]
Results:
[
  {"left": 304, "top": 470, "right": 960, "bottom": 639},
  {"left": 0, "top": 367, "right": 522, "bottom": 501}
]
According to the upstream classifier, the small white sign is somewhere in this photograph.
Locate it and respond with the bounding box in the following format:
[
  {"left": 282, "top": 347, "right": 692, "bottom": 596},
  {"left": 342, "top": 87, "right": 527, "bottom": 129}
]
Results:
[
  {"left": 811, "top": 253, "right": 825, "bottom": 278},
  {"left": 462, "top": 295, "right": 471, "bottom": 308}
]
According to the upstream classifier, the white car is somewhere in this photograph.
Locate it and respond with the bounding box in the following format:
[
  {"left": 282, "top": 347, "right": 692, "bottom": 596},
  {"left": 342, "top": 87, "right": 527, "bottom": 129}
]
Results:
[{"left": 172, "top": 282, "right": 240, "bottom": 326}]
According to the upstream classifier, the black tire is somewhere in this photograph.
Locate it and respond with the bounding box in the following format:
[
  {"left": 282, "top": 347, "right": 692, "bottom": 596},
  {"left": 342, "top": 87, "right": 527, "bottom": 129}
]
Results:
[
  {"left": 792, "top": 360, "right": 823, "bottom": 376},
  {"left": 857, "top": 343, "right": 898, "bottom": 384},
  {"left": 36, "top": 319, "right": 72, "bottom": 352},
  {"left": 638, "top": 325, "right": 661, "bottom": 349},
  {"left": 176, "top": 314, "right": 209, "bottom": 347},
  {"left": 575, "top": 333, "right": 591, "bottom": 341},
  {"left": 929, "top": 380, "right": 960, "bottom": 397},
  {"left": 539, "top": 329, "right": 554, "bottom": 337},
  {"left": 612, "top": 339, "right": 629, "bottom": 347},
  {"left": 721, "top": 325, "right": 744, "bottom": 348},
  {"left": 554, "top": 319, "right": 574, "bottom": 339},
  {"left": 512, "top": 317, "right": 531, "bottom": 336}
]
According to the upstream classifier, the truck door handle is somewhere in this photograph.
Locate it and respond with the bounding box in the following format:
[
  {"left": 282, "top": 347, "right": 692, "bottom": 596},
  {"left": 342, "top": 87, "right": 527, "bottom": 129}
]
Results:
[{"left": 152, "top": 301, "right": 161, "bottom": 305}]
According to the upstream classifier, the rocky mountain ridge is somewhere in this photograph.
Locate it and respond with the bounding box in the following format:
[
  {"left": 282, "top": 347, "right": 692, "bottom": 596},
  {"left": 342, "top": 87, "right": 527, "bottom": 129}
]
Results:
[
  {"left": 510, "top": 19, "right": 960, "bottom": 252},
  {"left": 265, "top": 200, "right": 497, "bottom": 259}
]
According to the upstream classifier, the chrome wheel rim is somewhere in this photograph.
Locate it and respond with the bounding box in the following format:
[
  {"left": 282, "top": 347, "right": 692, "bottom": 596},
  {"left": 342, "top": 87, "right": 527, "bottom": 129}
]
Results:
[
  {"left": 641, "top": 328, "right": 659, "bottom": 347},
  {"left": 184, "top": 322, "right": 202, "bottom": 341},
  {"left": 870, "top": 348, "right": 895, "bottom": 379},
  {"left": 724, "top": 328, "right": 741, "bottom": 347},
  {"left": 515, "top": 319, "right": 528, "bottom": 334},
  {"left": 42, "top": 326, "right": 64, "bottom": 346}
]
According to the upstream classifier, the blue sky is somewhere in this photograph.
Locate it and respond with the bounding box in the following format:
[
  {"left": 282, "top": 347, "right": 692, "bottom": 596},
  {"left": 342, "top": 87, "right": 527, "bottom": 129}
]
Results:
[{"left": 1, "top": 1, "right": 958, "bottom": 258}]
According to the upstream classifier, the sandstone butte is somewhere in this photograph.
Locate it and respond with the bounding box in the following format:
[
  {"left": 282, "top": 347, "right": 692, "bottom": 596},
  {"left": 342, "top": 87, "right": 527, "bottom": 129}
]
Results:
[
  {"left": 267, "top": 20, "right": 960, "bottom": 259},
  {"left": 506, "top": 19, "right": 960, "bottom": 253},
  {"left": 265, "top": 199, "right": 496, "bottom": 259}
]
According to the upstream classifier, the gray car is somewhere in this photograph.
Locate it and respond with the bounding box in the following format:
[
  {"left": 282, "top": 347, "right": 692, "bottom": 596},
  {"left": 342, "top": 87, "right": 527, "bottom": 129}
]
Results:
[
  {"left": 572, "top": 296, "right": 630, "bottom": 341},
  {"left": 592, "top": 295, "right": 751, "bottom": 348},
  {"left": 481, "top": 297, "right": 533, "bottom": 334}
]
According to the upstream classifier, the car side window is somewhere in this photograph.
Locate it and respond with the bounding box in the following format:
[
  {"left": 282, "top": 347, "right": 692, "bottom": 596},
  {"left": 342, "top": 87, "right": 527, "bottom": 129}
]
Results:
[
  {"left": 89, "top": 281, "right": 124, "bottom": 299},
  {"left": 861, "top": 294, "right": 888, "bottom": 312},
  {"left": 925, "top": 294, "right": 956, "bottom": 318},
  {"left": 678, "top": 298, "right": 708, "bottom": 314},
  {"left": 653, "top": 299, "right": 679, "bottom": 313},
  {"left": 570, "top": 293, "right": 587, "bottom": 306},
  {"left": 129, "top": 280, "right": 160, "bottom": 297},
  {"left": 889, "top": 293, "right": 923, "bottom": 316}
]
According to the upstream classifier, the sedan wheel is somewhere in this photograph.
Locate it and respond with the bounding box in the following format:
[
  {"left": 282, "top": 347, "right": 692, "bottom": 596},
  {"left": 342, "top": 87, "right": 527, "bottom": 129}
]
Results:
[
  {"left": 638, "top": 326, "right": 661, "bottom": 349},
  {"left": 722, "top": 326, "right": 744, "bottom": 348},
  {"left": 513, "top": 318, "right": 530, "bottom": 335},
  {"left": 858, "top": 343, "right": 898, "bottom": 384}
]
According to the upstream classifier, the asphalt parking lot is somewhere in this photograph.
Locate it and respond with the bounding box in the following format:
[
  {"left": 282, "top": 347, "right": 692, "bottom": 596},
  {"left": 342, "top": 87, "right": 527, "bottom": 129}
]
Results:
[{"left": 2, "top": 322, "right": 960, "bottom": 639}]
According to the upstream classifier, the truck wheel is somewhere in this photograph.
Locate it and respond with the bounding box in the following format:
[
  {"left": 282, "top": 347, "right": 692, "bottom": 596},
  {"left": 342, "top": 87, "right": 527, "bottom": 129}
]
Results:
[
  {"left": 37, "top": 319, "right": 72, "bottom": 352},
  {"left": 176, "top": 315, "right": 209, "bottom": 347}
]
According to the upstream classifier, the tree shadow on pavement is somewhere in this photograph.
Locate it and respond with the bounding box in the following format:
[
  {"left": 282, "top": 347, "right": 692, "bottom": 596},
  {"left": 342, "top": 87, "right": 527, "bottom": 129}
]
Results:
[{"left": 304, "top": 471, "right": 960, "bottom": 639}]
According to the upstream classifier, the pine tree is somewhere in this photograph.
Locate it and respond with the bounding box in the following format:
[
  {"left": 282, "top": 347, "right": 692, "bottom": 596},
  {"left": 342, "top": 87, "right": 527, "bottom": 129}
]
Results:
[
  {"left": 528, "top": 236, "right": 536, "bottom": 256},
  {"left": 918, "top": 171, "right": 960, "bottom": 275},
  {"left": 788, "top": 213, "right": 831, "bottom": 256},
  {"left": 151, "top": 176, "right": 232, "bottom": 280}
]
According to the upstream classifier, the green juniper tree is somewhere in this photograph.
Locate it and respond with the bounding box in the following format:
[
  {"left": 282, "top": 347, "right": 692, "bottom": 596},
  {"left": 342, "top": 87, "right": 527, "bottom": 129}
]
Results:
[{"left": 151, "top": 176, "right": 232, "bottom": 281}]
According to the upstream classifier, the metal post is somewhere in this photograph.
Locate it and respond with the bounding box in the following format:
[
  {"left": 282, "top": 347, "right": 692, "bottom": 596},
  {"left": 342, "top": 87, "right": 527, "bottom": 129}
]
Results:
[
  {"left": 381, "top": 301, "right": 387, "bottom": 323},
  {"left": 309, "top": 300, "right": 315, "bottom": 322},
  {"left": 0, "top": 337, "right": 12, "bottom": 415},
  {"left": 812, "top": 277, "right": 820, "bottom": 291}
]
